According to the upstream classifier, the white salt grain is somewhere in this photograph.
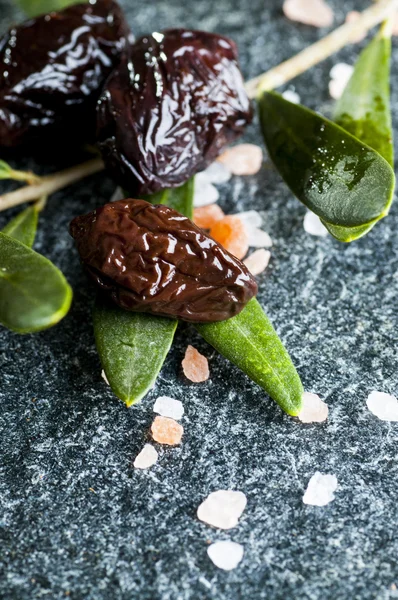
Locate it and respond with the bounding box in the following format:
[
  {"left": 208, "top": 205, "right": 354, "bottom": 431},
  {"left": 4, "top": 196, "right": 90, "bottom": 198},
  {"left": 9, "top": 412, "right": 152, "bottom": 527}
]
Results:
[
  {"left": 283, "top": 0, "right": 334, "bottom": 28},
  {"left": 366, "top": 391, "right": 398, "bottom": 422},
  {"left": 197, "top": 490, "right": 247, "bottom": 530},
  {"left": 203, "top": 161, "right": 232, "bottom": 184},
  {"left": 303, "top": 211, "right": 328, "bottom": 237},
  {"left": 193, "top": 176, "right": 220, "bottom": 207},
  {"left": 238, "top": 210, "right": 263, "bottom": 229},
  {"left": 153, "top": 396, "right": 184, "bottom": 420},
  {"left": 329, "top": 62, "right": 353, "bottom": 100},
  {"left": 101, "top": 370, "right": 109, "bottom": 385},
  {"left": 217, "top": 144, "right": 263, "bottom": 176},
  {"left": 244, "top": 249, "right": 271, "bottom": 276},
  {"left": 249, "top": 228, "right": 273, "bottom": 248},
  {"left": 282, "top": 90, "right": 301, "bottom": 104},
  {"left": 207, "top": 541, "right": 244, "bottom": 571},
  {"left": 303, "top": 472, "right": 338, "bottom": 506},
  {"left": 110, "top": 186, "right": 124, "bottom": 202},
  {"left": 133, "top": 444, "right": 158, "bottom": 469},
  {"left": 299, "top": 392, "right": 328, "bottom": 423}
]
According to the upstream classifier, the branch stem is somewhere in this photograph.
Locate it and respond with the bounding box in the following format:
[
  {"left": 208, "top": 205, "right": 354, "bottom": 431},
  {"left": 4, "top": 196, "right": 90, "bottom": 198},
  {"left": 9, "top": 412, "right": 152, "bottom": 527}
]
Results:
[
  {"left": 1, "top": 0, "right": 397, "bottom": 213},
  {"left": 0, "top": 158, "right": 104, "bottom": 212},
  {"left": 245, "top": 0, "right": 398, "bottom": 98}
]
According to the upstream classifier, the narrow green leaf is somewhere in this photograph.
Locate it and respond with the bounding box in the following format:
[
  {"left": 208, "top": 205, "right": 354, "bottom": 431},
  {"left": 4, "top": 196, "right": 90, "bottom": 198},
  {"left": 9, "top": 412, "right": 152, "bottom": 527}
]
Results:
[
  {"left": 166, "top": 178, "right": 195, "bottom": 219},
  {"left": 16, "top": 0, "right": 84, "bottom": 18},
  {"left": 93, "top": 296, "right": 177, "bottom": 407},
  {"left": 0, "top": 232, "right": 72, "bottom": 333},
  {"left": 0, "top": 159, "right": 38, "bottom": 183},
  {"left": 196, "top": 298, "right": 303, "bottom": 416},
  {"left": 1, "top": 206, "right": 38, "bottom": 248},
  {"left": 259, "top": 91, "right": 395, "bottom": 242},
  {"left": 93, "top": 178, "right": 195, "bottom": 406},
  {"left": 334, "top": 24, "right": 393, "bottom": 167}
]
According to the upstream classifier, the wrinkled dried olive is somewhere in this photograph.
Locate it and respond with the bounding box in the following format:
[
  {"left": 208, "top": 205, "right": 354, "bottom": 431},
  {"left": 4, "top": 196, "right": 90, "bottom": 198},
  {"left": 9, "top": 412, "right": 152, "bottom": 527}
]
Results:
[
  {"left": 96, "top": 29, "right": 253, "bottom": 196},
  {"left": 70, "top": 199, "right": 258, "bottom": 322},
  {"left": 0, "top": 0, "right": 130, "bottom": 148}
]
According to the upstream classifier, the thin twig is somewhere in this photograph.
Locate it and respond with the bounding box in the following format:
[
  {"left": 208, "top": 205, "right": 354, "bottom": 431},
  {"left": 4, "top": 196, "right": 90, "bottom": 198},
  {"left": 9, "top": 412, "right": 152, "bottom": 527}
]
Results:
[
  {"left": 245, "top": 0, "right": 398, "bottom": 98},
  {"left": 0, "top": 0, "right": 397, "bottom": 213},
  {"left": 0, "top": 158, "right": 104, "bottom": 211}
]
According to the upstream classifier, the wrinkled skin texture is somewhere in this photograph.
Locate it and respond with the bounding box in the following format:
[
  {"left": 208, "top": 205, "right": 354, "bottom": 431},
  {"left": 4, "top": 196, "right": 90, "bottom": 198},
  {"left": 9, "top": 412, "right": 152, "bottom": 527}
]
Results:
[
  {"left": 96, "top": 29, "right": 253, "bottom": 195},
  {"left": 70, "top": 199, "right": 258, "bottom": 322},
  {"left": 0, "top": 0, "right": 130, "bottom": 148}
]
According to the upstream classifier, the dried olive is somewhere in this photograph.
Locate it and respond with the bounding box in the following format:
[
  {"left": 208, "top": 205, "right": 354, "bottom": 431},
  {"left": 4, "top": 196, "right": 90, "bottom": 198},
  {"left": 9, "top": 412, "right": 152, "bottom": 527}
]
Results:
[
  {"left": 70, "top": 199, "right": 258, "bottom": 322},
  {"left": 96, "top": 29, "right": 253, "bottom": 196},
  {"left": 0, "top": 0, "right": 130, "bottom": 148}
]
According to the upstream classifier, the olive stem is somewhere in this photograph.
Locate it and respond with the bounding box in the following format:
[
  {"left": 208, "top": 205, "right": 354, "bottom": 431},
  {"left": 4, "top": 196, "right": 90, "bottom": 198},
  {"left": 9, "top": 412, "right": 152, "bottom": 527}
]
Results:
[
  {"left": 0, "top": 0, "right": 397, "bottom": 213},
  {"left": 0, "top": 158, "right": 104, "bottom": 211},
  {"left": 245, "top": 0, "right": 398, "bottom": 98}
]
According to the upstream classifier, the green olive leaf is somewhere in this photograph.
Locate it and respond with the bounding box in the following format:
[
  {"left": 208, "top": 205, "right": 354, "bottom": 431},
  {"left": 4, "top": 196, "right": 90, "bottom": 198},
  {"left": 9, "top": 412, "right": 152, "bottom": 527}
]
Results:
[
  {"left": 165, "top": 178, "right": 195, "bottom": 219},
  {"left": 0, "top": 159, "right": 38, "bottom": 184},
  {"left": 16, "top": 0, "right": 84, "bottom": 18},
  {"left": 334, "top": 23, "right": 393, "bottom": 168},
  {"left": 196, "top": 298, "right": 303, "bottom": 416},
  {"left": 1, "top": 206, "right": 39, "bottom": 248},
  {"left": 93, "top": 178, "right": 195, "bottom": 406},
  {"left": 0, "top": 232, "right": 72, "bottom": 333},
  {"left": 93, "top": 296, "right": 177, "bottom": 407},
  {"left": 258, "top": 91, "right": 395, "bottom": 242}
]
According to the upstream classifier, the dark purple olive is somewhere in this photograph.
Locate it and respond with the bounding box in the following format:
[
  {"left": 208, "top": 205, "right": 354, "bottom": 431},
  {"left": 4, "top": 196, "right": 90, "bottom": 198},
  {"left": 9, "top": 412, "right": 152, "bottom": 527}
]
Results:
[
  {"left": 96, "top": 29, "right": 253, "bottom": 196},
  {"left": 0, "top": 0, "right": 130, "bottom": 148},
  {"left": 70, "top": 199, "right": 258, "bottom": 322}
]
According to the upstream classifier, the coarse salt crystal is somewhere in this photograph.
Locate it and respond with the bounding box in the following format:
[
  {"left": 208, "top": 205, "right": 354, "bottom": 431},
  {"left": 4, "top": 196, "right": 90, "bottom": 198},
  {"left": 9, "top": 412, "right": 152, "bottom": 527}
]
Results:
[
  {"left": 193, "top": 204, "right": 225, "bottom": 229},
  {"left": 151, "top": 416, "right": 183, "bottom": 445},
  {"left": 134, "top": 444, "right": 158, "bottom": 469},
  {"left": 238, "top": 210, "right": 263, "bottom": 229},
  {"left": 244, "top": 249, "right": 271, "bottom": 276},
  {"left": 193, "top": 176, "right": 220, "bottom": 207},
  {"left": 303, "top": 211, "right": 328, "bottom": 237},
  {"left": 210, "top": 215, "right": 249, "bottom": 259},
  {"left": 203, "top": 161, "right": 232, "bottom": 184},
  {"left": 282, "top": 89, "right": 301, "bottom": 104},
  {"left": 101, "top": 370, "right": 109, "bottom": 385},
  {"left": 153, "top": 396, "right": 184, "bottom": 420},
  {"left": 248, "top": 228, "right": 273, "bottom": 248},
  {"left": 303, "top": 472, "right": 338, "bottom": 506},
  {"left": 329, "top": 63, "right": 354, "bottom": 100},
  {"left": 182, "top": 345, "right": 210, "bottom": 383},
  {"left": 298, "top": 392, "right": 328, "bottom": 423},
  {"left": 207, "top": 541, "right": 244, "bottom": 571},
  {"left": 197, "top": 490, "right": 247, "bottom": 529},
  {"left": 283, "top": 0, "right": 334, "bottom": 27},
  {"left": 110, "top": 186, "right": 124, "bottom": 202},
  {"left": 366, "top": 391, "right": 398, "bottom": 422},
  {"left": 217, "top": 144, "right": 263, "bottom": 176}
]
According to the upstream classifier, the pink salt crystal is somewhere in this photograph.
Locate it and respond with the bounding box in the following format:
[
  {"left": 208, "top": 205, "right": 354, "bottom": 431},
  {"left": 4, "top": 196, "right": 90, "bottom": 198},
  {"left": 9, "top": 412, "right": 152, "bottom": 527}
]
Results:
[
  {"left": 151, "top": 416, "right": 183, "bottom": 446},
  {"left": 345, "top": 11, "right": 366, "bottom": 43},
  {"left": 299, "top": 392, "right": 328, "bottom": 423},
  {"left": 283, "top": 0, "right": 334, "bottom": 28},
  {"left": 217, "top": 144, "right": 263, "bottom": 176},
  {"left": 193, "top": 204, "right": 225, "bottom": 229},
  {"left": 244, "top": 249, "right": 271, "bottom": 276},
  {"left": 182, "top": 345, "right": 210, "bottom": 383}
]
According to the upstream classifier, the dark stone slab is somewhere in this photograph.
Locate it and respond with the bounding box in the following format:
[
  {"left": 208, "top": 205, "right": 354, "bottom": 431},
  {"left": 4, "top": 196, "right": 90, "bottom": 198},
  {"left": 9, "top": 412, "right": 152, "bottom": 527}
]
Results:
[{"left": 1, "top": 1, "right": 398, "bottom": 598}]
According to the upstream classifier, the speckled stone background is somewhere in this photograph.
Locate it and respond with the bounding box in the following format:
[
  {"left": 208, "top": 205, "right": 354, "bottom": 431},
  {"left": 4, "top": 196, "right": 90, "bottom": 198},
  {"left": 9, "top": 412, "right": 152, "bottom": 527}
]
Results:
[{"left": 1, "top": 0, "right": 398, "bottom": 598}]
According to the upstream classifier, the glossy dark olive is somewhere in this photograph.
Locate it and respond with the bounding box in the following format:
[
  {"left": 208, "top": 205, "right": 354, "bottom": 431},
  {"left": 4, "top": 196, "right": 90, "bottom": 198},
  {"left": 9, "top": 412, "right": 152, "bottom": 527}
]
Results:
[
  {"left": 70, "top": 199, "right": 258, "bottom": 322},
  {"left": 96, "top": 29, "right": 253, "bottom": 195},
  {"left": 0, "top": 0, "right": 130, "bottom": 148}
]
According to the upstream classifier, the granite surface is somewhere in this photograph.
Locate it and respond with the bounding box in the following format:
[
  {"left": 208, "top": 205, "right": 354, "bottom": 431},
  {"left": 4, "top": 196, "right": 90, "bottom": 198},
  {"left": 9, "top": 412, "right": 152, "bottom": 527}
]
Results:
[{"left": 1, "top": 0, "right": 398, "bottom": 598}]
